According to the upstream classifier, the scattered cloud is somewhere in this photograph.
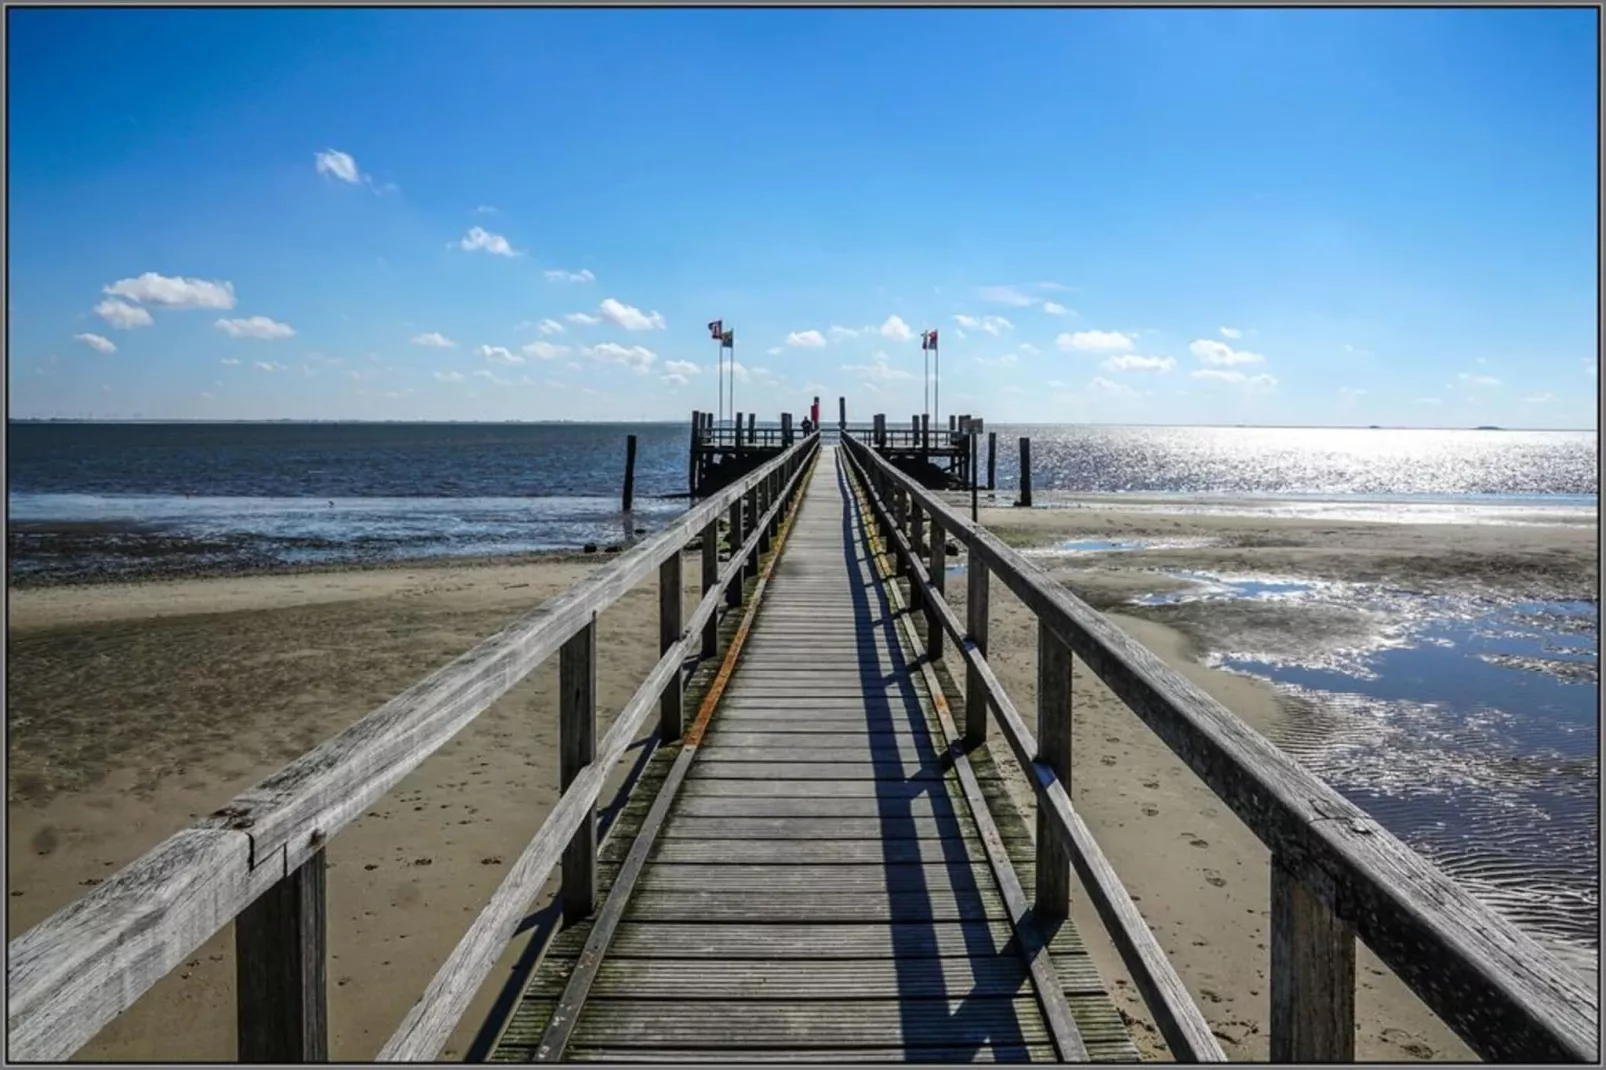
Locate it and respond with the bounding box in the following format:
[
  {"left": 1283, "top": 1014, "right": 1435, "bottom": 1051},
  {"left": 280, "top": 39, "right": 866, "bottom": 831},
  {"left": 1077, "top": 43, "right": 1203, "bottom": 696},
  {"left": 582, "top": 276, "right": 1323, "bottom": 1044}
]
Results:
[
  {"left": 104, "top": 272, "right": 236, "bottom": 310},
  {"left": 1457, "top": 372, "right": 1502, "bottom": 388},
  {"left": 253, "top": 360, "right": 288, "bottom": 372},
  {"left": 536, "top": 318, "right": 565, "bottom": 336},
  {"left": 434, "top": 371, "right": 466, "bottom": 383},
  {"left": 314, "top": 149, "right": 361, "bottom": 184},
  {"left": 1037, "top": 281, "right": 1072, "bottom": 293},
  {"left": 94, "top": 299, "right": 153, "bottom": 329},
  {"left": 1018, "top": 343, "right": 1041, "bottom": 356},
  {"left": 216, "top": 316, "right": 295, "bottom": 339},
  {"left": 1042, "top": 302, "right": 1071, "bottom": 317},
  {"left": 1102, "top": 354, "right": 1176, "bottom": 373},
  {"left": 1343, "top": 343, "right": 1372, "bottom": 356},
  {"left": 828, "top": 325, "right": 861, "bottom": 341},
  {"left": 586, "top": 341, "right": 657, "bottom": 372},
  {"left": 975, "top": 353, "right": 1018, "bottom": 367},
  {"left": 598, "top": 298, "right": 665, "bottom": 331},
  {"left": 1191, "top": 368, "right": 1278, "bottom": 391},
  {"left": 1525, "top": 392, "right": 1554, "bottom": 405},
  {"left": 1220, "top": 327, "right": 1243, "bottom": 340},
  {"left": 1189, "top": 339, "right": 1264, "bottom": 365},
  {"left": 842, "top": 351, "right": 913, "bottom": 383},
  {"left": 786, "top": 330, "right": 827, "bottom": 348},
  {"left": 1087, "top": 376, "right": 1135, "bottom": 395},
  {"left": 565, "top": 312, "right": 601, "bottom": 326},
  {"left": 220, "top": 357, "right": 241, "bottom": 365},
  {"left": 1057, "top": 330, "right": 1135, "bottom": 352},
  {"left": 544, "top": 268, "right": 595, "bottom": 283},
  {"left": 954, "top": 314, "right": 1013, "bottom": 337},
  {"left": 662, "top": 373, "right": 692, "bottom": 387},
  {"left": 412, "top": 331, "right": 456, "bottom": 348},
  {"left": 457, "top": 226, "right": 517, "bottom": 256},
  {"left": 74, "top": 332, "right": 116, "bottom": 353},
  {"left": 766, "top": 346, "right": 784, "bottom": 356},
  {"left": 664, "top": 360, "right": 700, "bottom": 376},
  {"left": 478, "top": 345, "right": 524, "bottom": 365},
  {"left": 521, "top": 340, "right": 568, "bottom": 360},
  {"left": 475, "top": 205, "right": 498, "bottom": 215},
  {"left": 878, "top": 315, "right": 914, "bottom": 342},
  {"left": 977, "top": 285, "right": 1037, "bottom": 308}
]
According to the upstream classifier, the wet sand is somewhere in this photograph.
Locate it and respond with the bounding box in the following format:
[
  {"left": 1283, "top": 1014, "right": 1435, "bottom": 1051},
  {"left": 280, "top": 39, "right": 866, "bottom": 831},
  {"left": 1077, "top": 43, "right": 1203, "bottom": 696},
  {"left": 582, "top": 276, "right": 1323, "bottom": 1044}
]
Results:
[{"left": 8, "top": 501, "right": 1595, "bottom": 1061}]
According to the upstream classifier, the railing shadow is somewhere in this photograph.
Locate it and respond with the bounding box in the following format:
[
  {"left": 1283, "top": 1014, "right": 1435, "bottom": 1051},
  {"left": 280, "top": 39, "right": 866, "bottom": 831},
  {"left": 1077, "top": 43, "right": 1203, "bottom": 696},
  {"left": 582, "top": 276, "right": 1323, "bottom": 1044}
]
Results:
[{"left": 831, "top": 456, "right": 1034, "bottom": 1061}]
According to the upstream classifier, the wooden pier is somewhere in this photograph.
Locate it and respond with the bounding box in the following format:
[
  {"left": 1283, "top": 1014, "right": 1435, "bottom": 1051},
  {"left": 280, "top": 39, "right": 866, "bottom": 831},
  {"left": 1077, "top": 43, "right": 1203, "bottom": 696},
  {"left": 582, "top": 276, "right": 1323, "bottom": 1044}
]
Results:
[{"left": 7, "top": 431, "right": 1598, "bottom": 1064}]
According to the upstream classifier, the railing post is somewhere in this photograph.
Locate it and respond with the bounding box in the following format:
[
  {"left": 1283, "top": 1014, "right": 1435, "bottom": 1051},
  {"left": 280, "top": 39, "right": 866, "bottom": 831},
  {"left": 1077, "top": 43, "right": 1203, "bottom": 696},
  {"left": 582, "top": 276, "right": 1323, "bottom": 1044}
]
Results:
[
  {"left": 1270, "top": 861, "right": 1357, "bottom": 1061},
  {"left": 965, "top": 558, "right": 990, "bottom": 747},
  {"left": 659, "top": 551, "right": 684, "bottom": 741},
  {"left": 700, "top": 519, "right": 719, "bottom": 656},
  {"left": 1034, "top": 621, "right": 1072, "bottom": 919},
  {"left": 926, "top": 522, "right": 946, "bottom": 661},
  {"left": 743, "top": 484, "right": 760, "bottom": 580},
  {"left": 559, "top": 617, "right": 597, "bottom": 923},
  {"left": 236, "top": 851, "right": 328, "bottom": 1062},
  {"left": 725, "top": 498, "right": 744, "bottom": 607}
]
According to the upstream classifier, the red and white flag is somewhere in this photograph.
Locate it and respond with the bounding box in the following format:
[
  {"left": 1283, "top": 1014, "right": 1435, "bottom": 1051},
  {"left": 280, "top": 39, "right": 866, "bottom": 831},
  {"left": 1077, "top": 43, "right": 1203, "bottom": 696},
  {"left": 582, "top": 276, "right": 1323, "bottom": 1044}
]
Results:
[
  {"left": 921, "top": 329, "right": 939, "bottom": 350},
  {"left": 708, "top": 319, "right": 723, "bottom": 340}
]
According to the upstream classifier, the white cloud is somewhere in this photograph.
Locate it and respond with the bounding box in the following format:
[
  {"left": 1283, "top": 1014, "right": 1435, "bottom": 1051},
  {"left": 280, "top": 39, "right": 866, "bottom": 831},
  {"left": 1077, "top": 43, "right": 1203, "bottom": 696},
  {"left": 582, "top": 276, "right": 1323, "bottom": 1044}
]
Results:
[
  {"left": 728, "top": 360, "right": 751, "bottom": 383},
  {"left": 458, "top": 226, "right": 517, "bottom": 256},
  {"left": 1088, "top": 376, "right": 1135, "bottom": 395},
  {"left": 842, "top": 351, "right": 913, "bottom": 383},
  {"left": 977, "top": 285, "right": 1037, "bottom": 308},
  {"left": 412, "top": 331, "right": 456, "bottom": 348},
  {"left": 253, "top": 360, "right": 288, "bottom": 372},
  {"left": 1338, "top": 387, "right": 1367, "bottom": 399},
  {"left": 786, "top": 330, "right": 827, "bottom": 348},
  {"left": 1457, "top": 372, "right": 1502, "bottom": 388},
  {"left": 598, "top": 298, "right": 665, "bottom": 331},
  {"left": 475, "top": 205, "right": 498, "bottom": 214},
  {"left": 544, "top": 268, "right": 595, "bottom": 283},
  {"left": 586, "top": 341, "right": 657, "bottom": 372},
  {"left": 434, "top": 370, "right": 466, "bottom": 382},
  {"left": 1220, "top": 326, "right": 1243, "bottom": 339},
  {"left": 74, "top": 332, "right": 116, "bottom": 353},
  {"left": 104, "top": 272, "right": 236, "bottom": 310},
  {"left": 1057, "top": 330, "right": 1134, "bottom": 352},
  {"left": 314, "top": 149, "right": 361, "bottom": 184},
  {"left": 878, "top": 315, "right": 914, "bottom": 342},
  {"left": 473, "top": 369, "right": 518, "bottom": 386},
  {"left": 766, "top": 346, "right": 784, "bottom": 356},
  {"left": 94, "top": 299, "right": 152, "bottom": 329},
  {"left": 954, "top": 314, "right": 1013, "bottom": 337},
  {"left": 1042, "top": 302, "right": 1070, "bottom": 317},
  {"left": 521, "top": 340, "right": 569, "bottom": 360},
  {"left": 216, "top": 316, "right": 295, "bottom": 339},
  {"left": 565, "top": 312, "right": 602, "bottom": 326},
  {"left": 1584, "top": 361, "right": 1597, "bottom": 378},
  {"left": 828, "top": 325, "right": 861, "bottom": 341},
  {"left": 1038, "top": 281, "right": 1072, "bottom": 293},
  {"left": 478, "top": 345, "right": 524, "bottom": 365},
  {"left": 220, "top": 357, "right": 241, "bottom": 365},
  {"left": 664, "top": 360, "right": 700, "bottom": 376},
  {"left": 537, "top": 318, "right": 566, "bottom": 336},
  {"left": 1018, "top": 343, "right": 1041, "bottom": 356},
  {"left": 1343, "top": 343, "right": 1372, "bottom": 356},
  {"left": 975, "top": 353, "right": 1018, "bottom": 367},
  {"left": 1191, "top": 368, "right": 1278, "bottom": 391},
  {"left": 662, "top": 373, "right": 692, "bottom": 387},
  {"left": 1189, "top": 339, "right": 1264, "bottom": 365},
  {"left": 1525, "top": 392, "right": 1558, "bottom": 404},
  {"left": 1102, "top": 354, "right": 1176, "bottom": 373}
]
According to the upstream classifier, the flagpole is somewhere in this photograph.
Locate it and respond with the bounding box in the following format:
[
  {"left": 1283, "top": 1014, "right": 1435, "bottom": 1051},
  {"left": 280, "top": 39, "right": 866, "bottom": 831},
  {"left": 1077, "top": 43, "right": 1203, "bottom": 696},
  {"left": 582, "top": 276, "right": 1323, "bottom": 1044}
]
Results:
[{"left": 934, "top": 339, "right": 940, "bottom": 430}]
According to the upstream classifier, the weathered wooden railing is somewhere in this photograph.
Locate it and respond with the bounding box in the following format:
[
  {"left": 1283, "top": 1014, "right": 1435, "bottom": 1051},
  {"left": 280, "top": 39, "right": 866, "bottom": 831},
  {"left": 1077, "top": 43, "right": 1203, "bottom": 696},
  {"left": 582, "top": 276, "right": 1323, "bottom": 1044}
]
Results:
[
  {"left": 6, "top": 433, "right": 820, "bottom": 1064},
  {"left": 839, "top": 433, "right": 1598, "bottom": 1064}
]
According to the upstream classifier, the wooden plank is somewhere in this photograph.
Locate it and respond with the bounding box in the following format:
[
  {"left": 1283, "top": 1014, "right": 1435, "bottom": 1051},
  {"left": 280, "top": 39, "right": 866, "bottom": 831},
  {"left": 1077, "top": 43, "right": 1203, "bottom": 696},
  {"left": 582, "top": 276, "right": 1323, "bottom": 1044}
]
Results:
[
  {"left": 841, "top": 437, "right": 1597, "bottom": 1063},
  {"left": 694, "top": 744, "right": 943, "bottom": 765},
  {"left": 675, "top": 779, "right": 959, "bottom": 799},
  {"left": 568, "top": 1044, "right": 1059, "bottom": 1063},
  {"left": 234, "top": 849, "right": 328, "bottom": 1062},
  {"left": 554, "top": 919, "right": 1035, "bottom": 959},
  {"left": 624, "top": 839, "right": 995, "bottom": 866},
  {"left": 658, "top": 816, "right": 974, "bottom": 839},
  {"left": 685, "top": 761, "right": 948, "bottom": 780},
  {"left": 1270, "top": 857, "right": 1357, "bottom": 1062},
  {"left": 625, "top": 888, "right": 1009, "bottom": 923},
  {"left": 637, "top": 862, "right": 999, "bottom": 893},
  {"left": 529, "top": 957, "right": 1032, "bottom": 1000},
  {"left": 570, "top": 997, "right": 1050, "bottom": 1047},
  {"left": 667, "top": 796, "right": 958, "bottom": 820}
]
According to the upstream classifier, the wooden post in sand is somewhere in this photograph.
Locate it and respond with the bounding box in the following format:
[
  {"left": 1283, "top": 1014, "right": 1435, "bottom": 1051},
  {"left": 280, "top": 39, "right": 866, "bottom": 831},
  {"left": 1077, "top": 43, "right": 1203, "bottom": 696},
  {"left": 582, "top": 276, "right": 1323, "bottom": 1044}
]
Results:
[
  {"left": 1018, "top": 437, "right": 1034, "bottom": 508},
  {"left": 987, "top": 431, "right": 997, "bottom": 490},
  {"left": 622, "top": 434, "right": 638, "bottom": 513},
  {"left": 559, "top": 619, "right": 598, "bottom": 923},
  {"left": 236, "top": 852, "right": 328, "bottom": 1061}
]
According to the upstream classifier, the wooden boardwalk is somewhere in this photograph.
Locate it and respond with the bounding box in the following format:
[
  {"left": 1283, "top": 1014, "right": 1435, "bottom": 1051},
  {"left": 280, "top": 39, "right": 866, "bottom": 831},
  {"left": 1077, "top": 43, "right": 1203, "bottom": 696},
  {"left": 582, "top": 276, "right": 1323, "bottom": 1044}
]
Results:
[{"left": 490, "top": 448, "right": 1137, "bottom": 1062}]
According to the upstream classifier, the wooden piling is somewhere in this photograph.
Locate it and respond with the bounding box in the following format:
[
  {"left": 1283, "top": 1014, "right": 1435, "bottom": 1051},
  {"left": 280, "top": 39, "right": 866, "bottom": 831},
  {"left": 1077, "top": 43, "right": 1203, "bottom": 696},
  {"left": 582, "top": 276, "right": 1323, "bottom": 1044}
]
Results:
[
  {"left": 838, "top": 396, "right": 846, "bottom": 429},
  {"left": 687, "top": 412, "right": 701, "bottom": 496},
  {"left": 1018, "top": 437, "right": 1033, "bottom": 507},
  {"left": 987, "top": 431, "right": 997, "bottom": 490},
  {"left": 746, "top": 412, "right": 755, "bottom": 445},
  {"left": 622, "top": 434, "right": 638, "bottom": 513},
  {"left": 781, "top": 412, "right": 793, "bottom": 446}
]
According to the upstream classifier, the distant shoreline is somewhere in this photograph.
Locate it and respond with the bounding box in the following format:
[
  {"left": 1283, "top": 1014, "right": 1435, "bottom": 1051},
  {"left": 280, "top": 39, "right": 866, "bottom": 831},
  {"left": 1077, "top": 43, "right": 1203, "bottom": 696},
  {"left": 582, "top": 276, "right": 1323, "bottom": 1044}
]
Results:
[{"left": 7, "top": 418, "right": 1600, "bottom": 432}]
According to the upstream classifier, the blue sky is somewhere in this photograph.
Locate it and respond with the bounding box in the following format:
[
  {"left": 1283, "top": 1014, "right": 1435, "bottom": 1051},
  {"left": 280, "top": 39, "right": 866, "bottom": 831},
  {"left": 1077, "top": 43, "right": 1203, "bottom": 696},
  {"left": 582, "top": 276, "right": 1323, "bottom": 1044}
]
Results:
[{"left": 7, "top": 6, "right": 1599, "bottom": 427}]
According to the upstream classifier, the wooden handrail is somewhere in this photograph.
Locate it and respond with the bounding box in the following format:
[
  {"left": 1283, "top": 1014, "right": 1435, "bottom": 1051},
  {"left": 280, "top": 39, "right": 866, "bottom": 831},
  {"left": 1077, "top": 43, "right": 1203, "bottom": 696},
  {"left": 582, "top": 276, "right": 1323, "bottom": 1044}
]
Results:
[
  {"left": 840, "top": 433, "right": 1598, "bottom": 1064},
  {"left": 6, "top": 434, "right": 820, "bottom": 1064}
]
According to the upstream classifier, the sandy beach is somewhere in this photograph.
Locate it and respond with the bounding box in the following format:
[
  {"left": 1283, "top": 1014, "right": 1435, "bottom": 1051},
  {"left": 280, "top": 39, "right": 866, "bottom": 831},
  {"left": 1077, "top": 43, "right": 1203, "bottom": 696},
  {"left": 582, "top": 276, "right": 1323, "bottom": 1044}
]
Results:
[{"left": 7, "top": 499, "right": 1596, "bottom": 1061}]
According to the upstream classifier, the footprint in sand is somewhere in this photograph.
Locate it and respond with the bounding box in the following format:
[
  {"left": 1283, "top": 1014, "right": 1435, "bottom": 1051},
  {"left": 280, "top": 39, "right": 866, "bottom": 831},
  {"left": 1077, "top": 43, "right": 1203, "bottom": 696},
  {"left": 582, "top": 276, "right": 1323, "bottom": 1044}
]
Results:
[
  {"left": 1184, "top": 834, "right": 1209, "bottom": 848},
  {"left": 1141, "top": 779, "right": 1159, "bottom": 789},
  {"left": 1203, "top": 869, "right": 1227, "bottom": 887},
  {"left": 1141, "top": 803, "right": 1160, "bottom": 817},
  {"left": 1101, "top": 754, "right": 1118, "bottom": 766}
]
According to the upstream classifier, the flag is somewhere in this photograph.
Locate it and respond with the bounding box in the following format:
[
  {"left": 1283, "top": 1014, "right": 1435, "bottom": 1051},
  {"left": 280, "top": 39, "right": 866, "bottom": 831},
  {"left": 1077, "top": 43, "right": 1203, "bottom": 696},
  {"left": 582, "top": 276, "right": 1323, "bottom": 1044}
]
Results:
[
  {"left": 720, "top": 329, "right": 734, "bottom": 347},
  {"left": 921, "top": 329, "right": 939, "bottom": 350},
  {"left": 707, "top": 319, "right": 723, "bottom": 340}
]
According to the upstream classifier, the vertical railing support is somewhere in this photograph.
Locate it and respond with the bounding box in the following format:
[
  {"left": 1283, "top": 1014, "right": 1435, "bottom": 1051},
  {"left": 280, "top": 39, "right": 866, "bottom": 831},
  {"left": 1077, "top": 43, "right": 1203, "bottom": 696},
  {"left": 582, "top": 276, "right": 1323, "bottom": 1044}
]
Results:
[
  {"left": 1270, "top": 861, "right": 1357, "bottom": 1061},
  {"left": 965, "top": 558, "right": 990, "bottom": 747},
  {"left": 659, "top": 551, "right": 684, "bottom": 741},
  {"left": 1035, "top": 621, "right": 1072, "bottom": 918},
  {"left": 743, "top": 486, "right": 760, "bottom": 580},
  {"left": 927, "top": 523, "right": 946, "bottom": 661},
  {"left": 700, "top": 519, "right": 719, "bottom": 657},
  {"left": 236, "top": 851, "right": 328, "bottom": 1063},
  {"left": 725, "top": 498, "right": 744, "bottom": 607},
  {"left": 559, "top": 617, "right": 597, "bottom": 923}
]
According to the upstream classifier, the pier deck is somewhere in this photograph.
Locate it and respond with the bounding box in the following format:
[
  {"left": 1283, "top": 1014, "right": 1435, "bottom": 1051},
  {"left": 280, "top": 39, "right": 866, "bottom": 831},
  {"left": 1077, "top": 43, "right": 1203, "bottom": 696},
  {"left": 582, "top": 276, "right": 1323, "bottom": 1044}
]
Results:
[{"left": 490, "top": 449, "right": 1134, "bottom": 1062}]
